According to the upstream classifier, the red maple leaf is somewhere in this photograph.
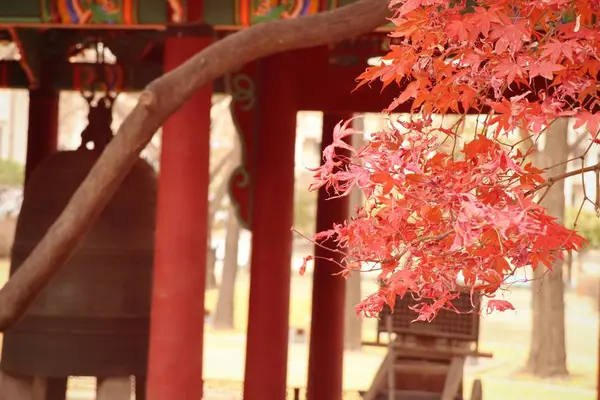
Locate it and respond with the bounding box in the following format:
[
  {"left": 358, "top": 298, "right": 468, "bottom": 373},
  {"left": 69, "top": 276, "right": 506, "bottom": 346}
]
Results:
[
  {"left": 445, "top": 15, "right": 472, "bottom": 42},
  {"left": 528, "top": 61, "right": 565, "bottom": 80},
  {"left": 574, "top": 111, "right": 600, "bottom": 140},
  {"left": 490, "top": 20, "right": 530, "bottom": 55},
  {"left": 467, "top": 7, "right": 493, "bottom": 39},
  {"left": 541, "top": 39, "right": 577, "bottom": 63},
  {"left": 485, "top": 299, "right": 515, "bottom": 314},
  {"left": 493, "top": 58, "right": 527, "bottom": 85},
  {"left": 297, "top": 0, "right": 600, "bottom": 322}
]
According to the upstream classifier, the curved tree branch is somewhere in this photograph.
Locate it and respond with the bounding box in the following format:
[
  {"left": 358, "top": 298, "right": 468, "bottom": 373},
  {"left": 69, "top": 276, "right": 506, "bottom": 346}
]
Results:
[{"left": 0, "top": 0, "right": 391, "bottom": 330}]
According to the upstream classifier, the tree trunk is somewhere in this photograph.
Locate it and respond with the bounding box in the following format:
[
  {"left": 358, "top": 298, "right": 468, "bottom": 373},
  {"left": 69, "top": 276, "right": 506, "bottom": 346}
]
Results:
[
  {"left": 526, "top": 117, "right": 569, "bottom": 377},
  {"left": 205, "top": 176, "right": 229, "bottom": 290},
  {"left": 213, "top": 203, "right": 240, "bottom": 330},
  {"left": 344, "top": 115, "right": 363, "bottom": 351},
  {"left": 206, "top": 247, "right": 218, "bottom": 290},
  {"left": 205, "top": 148, "right": 238, "bottom": 290}
]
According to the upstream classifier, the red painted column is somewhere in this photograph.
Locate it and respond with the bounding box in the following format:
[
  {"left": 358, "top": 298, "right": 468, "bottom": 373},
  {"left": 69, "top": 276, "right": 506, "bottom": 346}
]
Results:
[
  {"left": 25, "top": 68, "right": 58, "bottom": 182},
  {"left": 306, "top": 112, "right": 352, "bottom": 400},
  {"left": 146, "top": 32, "right": 213, "bottom": 400},
  {"left": 243, "top": 53, "right": 297, "bottom": 400}
]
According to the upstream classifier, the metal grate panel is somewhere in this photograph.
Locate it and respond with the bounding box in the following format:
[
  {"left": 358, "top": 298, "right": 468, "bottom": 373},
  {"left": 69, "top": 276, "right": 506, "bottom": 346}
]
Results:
[{"left": 377, "top": 292, "right": 480, "bottom": 342}]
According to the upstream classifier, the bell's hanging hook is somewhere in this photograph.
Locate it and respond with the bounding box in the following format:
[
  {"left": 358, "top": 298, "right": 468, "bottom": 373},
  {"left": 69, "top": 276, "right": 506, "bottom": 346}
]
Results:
[{"left": 78, "top": 40, "right": 119, "bottom": 152}]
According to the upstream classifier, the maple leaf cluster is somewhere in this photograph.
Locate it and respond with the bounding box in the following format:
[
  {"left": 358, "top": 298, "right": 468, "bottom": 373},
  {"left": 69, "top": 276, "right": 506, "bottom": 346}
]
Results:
[
  {"left": 361, "top": 0, "right": 600, "bottom": 136},
  {"left": 304, "top": 118, "right": 584, "bottom": 321},
  {"left": 299, "top": 0, "right": 598, "bottom": 321}
]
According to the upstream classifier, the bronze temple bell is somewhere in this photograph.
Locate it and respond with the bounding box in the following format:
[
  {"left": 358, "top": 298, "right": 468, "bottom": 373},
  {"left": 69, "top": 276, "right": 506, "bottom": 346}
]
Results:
[{"left": 1, "top": 83, "right": 157, "bottom": 382}]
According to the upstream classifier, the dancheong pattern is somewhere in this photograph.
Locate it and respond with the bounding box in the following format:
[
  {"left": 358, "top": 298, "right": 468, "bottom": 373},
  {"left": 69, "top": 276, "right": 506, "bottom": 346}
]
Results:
[
  {"left": 235, "top": 0, "right": 339, "bottom": 26},
  {"left": 41, "top": 0, "right": 136, "bottom": 24}
]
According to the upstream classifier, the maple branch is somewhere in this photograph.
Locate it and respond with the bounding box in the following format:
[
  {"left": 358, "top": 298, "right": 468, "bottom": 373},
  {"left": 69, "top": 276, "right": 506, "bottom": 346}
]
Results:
[
  {"left": 0, "top": 0, "right": 391, "bottom": 331},
  {"left": 534, "top": 161, "right": 600, "bottom": 193},
  {"left": 291, "top": 227, "right": 348, "bottom": 257},
  {"left": 348, "top": 231, "right": 453, "bottom": 269},
  {"left": 549, "top": 162, "right": 600, "bottom": 184}
]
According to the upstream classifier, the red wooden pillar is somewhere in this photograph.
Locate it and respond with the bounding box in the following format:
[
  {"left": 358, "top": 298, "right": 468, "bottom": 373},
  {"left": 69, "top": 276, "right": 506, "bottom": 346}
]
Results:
[
  {"left": 146, "top": 31, "right": 213, "bottom": 400},
  {"left": 25, "top": 69, "right": 58, "bottom": 182},
  {"left": 243, "top": 53, "right": 297, "bottom": 400},
  {"left": 306, "top": 112, "right": 352, "bottom": 400}
]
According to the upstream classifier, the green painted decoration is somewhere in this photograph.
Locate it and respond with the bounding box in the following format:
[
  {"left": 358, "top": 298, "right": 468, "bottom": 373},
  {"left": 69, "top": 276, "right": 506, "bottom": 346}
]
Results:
[
  {"left": 203, "top": 0, "right": 357, "bottom": 26},
  {"left": 0, "top": 0, "right": 167, "bottom": 25}
]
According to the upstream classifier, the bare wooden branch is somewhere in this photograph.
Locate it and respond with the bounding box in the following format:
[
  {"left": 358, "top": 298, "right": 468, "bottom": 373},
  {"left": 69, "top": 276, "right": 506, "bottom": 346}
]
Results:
[
  {"left": 0, "top": 0, "right": 391, "bottom": 330},
  {"left": 538, "top": 160, "right": 600, "bottom": 190}
]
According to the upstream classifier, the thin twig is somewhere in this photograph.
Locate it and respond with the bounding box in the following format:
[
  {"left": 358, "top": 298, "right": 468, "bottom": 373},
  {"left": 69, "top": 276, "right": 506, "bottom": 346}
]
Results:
[{"left": 530, "top": 160, "right": 600, "bottom": 195}]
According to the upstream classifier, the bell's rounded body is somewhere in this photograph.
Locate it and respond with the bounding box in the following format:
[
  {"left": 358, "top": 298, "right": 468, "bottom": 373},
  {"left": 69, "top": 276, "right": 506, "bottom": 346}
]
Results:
[{"left": 1, "top": 149, "right": 156, "bottom": 378}]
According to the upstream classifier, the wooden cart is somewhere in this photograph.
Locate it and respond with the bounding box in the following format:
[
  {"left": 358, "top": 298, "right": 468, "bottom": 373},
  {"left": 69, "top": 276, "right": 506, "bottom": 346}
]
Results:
[{"left": 362, "top": 293, "right": 490, "bottom": 400}]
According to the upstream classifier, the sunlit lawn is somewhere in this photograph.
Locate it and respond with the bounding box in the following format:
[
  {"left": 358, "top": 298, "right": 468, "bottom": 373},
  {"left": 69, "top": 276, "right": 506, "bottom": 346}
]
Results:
[
  {"left": 204, "top": 272, "right": 315, "bottom": 334},
  {"left": 205, "top": 270, "right": 599, "bottom": 400}
]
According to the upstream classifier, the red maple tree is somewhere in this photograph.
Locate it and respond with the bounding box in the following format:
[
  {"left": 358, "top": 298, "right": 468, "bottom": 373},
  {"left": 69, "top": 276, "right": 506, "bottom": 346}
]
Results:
[{"left": 298, "top": 0, "right": 600, "bottom": 321}]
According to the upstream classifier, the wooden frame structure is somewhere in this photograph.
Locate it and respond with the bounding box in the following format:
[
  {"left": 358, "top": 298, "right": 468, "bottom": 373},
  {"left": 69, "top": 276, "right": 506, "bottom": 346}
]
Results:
[
  {"left": 0, "top": 1, "right": 589, "bottom": 400},
  {"left": 363, "top": 293, "right": 490, "bottom": 400}
]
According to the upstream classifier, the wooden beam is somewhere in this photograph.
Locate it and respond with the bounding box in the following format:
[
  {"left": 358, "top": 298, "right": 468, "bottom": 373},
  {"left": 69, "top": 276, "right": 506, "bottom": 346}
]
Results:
[
  {"left": 0, "top": 60, "right": 227, "bottom": 93},
  {"left": 294, "top": 46, "right": 398, "bottom": 113},
  {"left": 441, "top": 357, "right": 466, "bottom": 400}
]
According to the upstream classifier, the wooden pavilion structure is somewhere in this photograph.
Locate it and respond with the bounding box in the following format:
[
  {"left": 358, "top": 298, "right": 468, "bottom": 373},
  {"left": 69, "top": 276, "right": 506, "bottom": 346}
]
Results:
[
  {"left": 1, "top": 1, "right": 597, "bottom": 400},
  {"left": 0, "top": 1, "right": 400, "bottom": 400}
]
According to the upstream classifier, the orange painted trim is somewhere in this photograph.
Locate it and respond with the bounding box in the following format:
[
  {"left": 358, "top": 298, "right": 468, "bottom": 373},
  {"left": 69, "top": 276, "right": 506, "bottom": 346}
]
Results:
[
  {"left": 239, "top": 0, "right": 250, "bottom": 26},
  {"left": 123, "top": 0, "right": 133, "bottom": 25},
  {"left": 56, "top": 0, "right": 71, "bottom": 23}
]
